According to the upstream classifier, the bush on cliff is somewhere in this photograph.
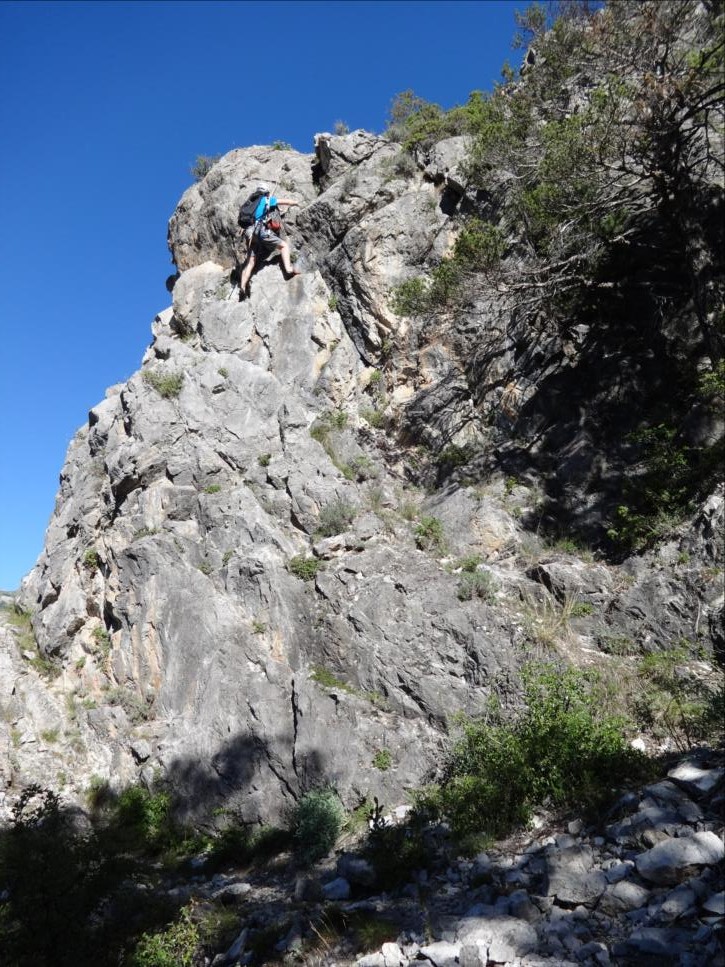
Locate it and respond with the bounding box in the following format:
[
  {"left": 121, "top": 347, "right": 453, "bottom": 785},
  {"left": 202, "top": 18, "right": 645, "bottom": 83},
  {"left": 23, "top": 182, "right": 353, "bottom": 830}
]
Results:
[{"left": 425, "top": 664, "right": 646, "bottom": 843}]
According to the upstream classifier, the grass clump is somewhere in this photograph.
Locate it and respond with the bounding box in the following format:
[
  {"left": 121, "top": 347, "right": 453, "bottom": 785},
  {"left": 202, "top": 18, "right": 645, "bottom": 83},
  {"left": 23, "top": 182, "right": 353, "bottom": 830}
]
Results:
[
  {"left": 288, "top": 555, "right": 321, "bottom": 581},
  {"left": 426, "top": 664, "right": 646, "bottom": 842},
  {"left": 317, "top": 498, "right": 356, "bottom": 537},
  {"left": 372, "top": 749, "right": 392, "bottom": 771},
  {"left": 457, "top": 570, "right": 497, "bottom": 603},
  {"left": 414, "top": 515, "right": 446, "bottom": 552},
  {"left": 131, "top": 903, "right": 199, "bottom": 967},
  {"left": 190, "top": 154, "right": 221, "bottom": 180},
  {"left": 143, "top": 370, "right": 184, "bottom": 399},
  {"left": 292, "top": 789, "right": 344, "bottom": 866}
]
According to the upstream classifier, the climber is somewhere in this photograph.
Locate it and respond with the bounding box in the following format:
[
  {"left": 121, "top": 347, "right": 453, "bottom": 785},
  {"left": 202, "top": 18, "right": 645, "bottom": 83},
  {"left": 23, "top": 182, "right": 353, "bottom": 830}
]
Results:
[{"left": 238, "top": 183, "right": 300, "bottom": 298}]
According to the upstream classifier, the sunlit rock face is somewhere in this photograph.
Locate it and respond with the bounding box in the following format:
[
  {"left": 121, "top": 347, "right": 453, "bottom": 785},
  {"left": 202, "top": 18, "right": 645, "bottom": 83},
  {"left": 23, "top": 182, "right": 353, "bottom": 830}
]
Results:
[{"left": 11, "top": 126, "right": 723, "bottom": 824}]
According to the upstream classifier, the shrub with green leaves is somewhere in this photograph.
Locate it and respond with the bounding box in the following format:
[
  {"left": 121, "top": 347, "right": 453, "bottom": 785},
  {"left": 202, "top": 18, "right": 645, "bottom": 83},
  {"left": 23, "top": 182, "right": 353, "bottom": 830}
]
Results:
[
  {"left": 414, "top": 515, "right": 445, "bottom": 552},
  {"left": 288, "top": 555, "right": 321, "bottom": 581},
  {"left": 143, "top": 370, "right": 184, "bottom": 399},
  {"left": 432, "top": 664, "right": 645, "bottom": 841},
  {"left": 292, "top": 789, "right": 344, "bottom": 866},
  {"left": 190, "top": 155, "right": 221, "bottom": 180},
  {"left": 131, "top": 904, "right": 199, "bottom": 967},
  {"left": 457, "top": 570, "right": 497, "bottom": 603},
  {"left": 317, "top": 498, "right": 356, "bottom": 537}
]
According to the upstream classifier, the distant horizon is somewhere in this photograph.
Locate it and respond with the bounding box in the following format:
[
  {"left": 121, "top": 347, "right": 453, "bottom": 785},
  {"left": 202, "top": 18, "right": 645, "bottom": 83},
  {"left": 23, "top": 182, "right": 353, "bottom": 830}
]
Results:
[{"left": 0, "top": 0, "right": 522, "bottom": 589}]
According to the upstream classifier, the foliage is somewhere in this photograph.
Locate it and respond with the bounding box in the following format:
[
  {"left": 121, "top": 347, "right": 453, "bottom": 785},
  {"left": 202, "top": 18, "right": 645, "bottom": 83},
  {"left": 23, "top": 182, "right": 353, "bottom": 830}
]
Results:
[
  {"left": 203, "top": 483, "right": 221, "bottom": 494},
  {"left": 190, "top": 154, "right": 221, "bottom": 180},
  {"left": 317, "top": 498, "right": 356, "bottom": 537},
  {"left": 429, "top": 664, "right": 645, "bottom": 840},
  {"left": 414, "top": 515, "right": 446, "bottom": 552},
  {"left": 463, "top": 0, "right": 724, "bottom": 358},
  {"left": 606, "top": 423, "right": 708, "bottom": 553},
  {"left": 628, "top": 648, "right": 725, "bottom": 750},
  {"left": 288, "top": 555, "right": 321, "bottom": 581},
  {"left": 0, "top": 786, "right": 108, "bottom": 964},
  {"left": 131, "top": 904, "right": 199, "bottom": 967},
  {"left": 83, "top": 548, "right": 100, "bottom": 570},
  {"left": 457, "top": 570, "right": 498, "bottom": 603},
  {"left": 333, "top": 120, "right": 350, "bottom": 135},
  {"left": 364, "top": 798, "right": 429, "bottom": 889},
  {"left": 143, "top": 370, "right": 184, "bottom": 399},
  {"left": 372, "top": 748, "right": 392, "bottom": 771},
  {"left": 292, "top": 789, "right": 344, "bottom": 866}
]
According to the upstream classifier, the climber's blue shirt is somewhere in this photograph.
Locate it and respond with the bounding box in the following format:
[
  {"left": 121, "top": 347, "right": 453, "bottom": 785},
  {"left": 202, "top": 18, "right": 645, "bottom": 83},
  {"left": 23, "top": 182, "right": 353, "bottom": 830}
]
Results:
[{"left": 254, "top": 196, "right": 278, "bottom": 220}]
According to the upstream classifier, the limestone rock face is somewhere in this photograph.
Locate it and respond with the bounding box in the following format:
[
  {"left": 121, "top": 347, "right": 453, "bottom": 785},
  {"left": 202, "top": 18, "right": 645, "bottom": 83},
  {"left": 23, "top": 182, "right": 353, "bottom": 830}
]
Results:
[{"left": 10, "top": 131, "right": 723, "bottom": 825}]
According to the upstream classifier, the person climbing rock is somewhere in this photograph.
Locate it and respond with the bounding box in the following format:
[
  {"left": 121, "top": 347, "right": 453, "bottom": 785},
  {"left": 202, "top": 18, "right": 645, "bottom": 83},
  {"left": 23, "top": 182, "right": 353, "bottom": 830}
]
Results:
[{"left": 238, "top": 184, "right": 300, "bottom": 298}]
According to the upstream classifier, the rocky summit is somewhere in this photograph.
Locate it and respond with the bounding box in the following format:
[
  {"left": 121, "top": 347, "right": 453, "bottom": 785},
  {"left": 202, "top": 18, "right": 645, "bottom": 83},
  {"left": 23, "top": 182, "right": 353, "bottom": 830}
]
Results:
[{"left": 1, "top": 2, "right": 723, "bottom": 964}]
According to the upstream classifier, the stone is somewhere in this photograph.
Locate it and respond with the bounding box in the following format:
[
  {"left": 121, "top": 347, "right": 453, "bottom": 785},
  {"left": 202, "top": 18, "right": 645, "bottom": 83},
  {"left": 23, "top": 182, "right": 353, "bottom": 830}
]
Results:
[
  {"left": 419, "top": 940, "right": 461, "bottom": 967},
  {"left": 702, "top": 891, "right": 725, "bottom": 916},
  {"left": 668, "top": 761, "right": 725, "bottom": 796},
  {"left": 635, "top": 831, "right": 725, "bottom": 885},
  {"left": 322, "top": 876, "right": 351, "bottom": 900},
  {"left": 337, "top": 852, "right": 376, "bottom": 886},
  {"left": 381, "top": 941, "right": 405, "bottom": 966},
  {"left": 544, "top": 846, "right": 608, "bottom": 906},
  {"left": 598, "top": 880, "right": 650, "bottom": 917},
  {"left": 457, "top": 915, "right": 537, "bottom": 962}
]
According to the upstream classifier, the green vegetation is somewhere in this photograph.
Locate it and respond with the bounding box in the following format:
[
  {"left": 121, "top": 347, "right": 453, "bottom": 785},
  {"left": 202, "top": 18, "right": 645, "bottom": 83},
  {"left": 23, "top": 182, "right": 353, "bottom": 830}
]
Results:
[
  {"left": 143, "top": 370, "right": 184, "bottom": 399},
  {"left": 7, "top": 607, "right": 60, "bottom": 679},
  {"left": 422, "top": 664, "right": 646, "bottom": 844},
  {"left": 317, "top": 497, "right": 356, "bottom": 537},
  {"left": 131, "top": 905, "right": 199, "bottom": 967},
  {"left": 271, "top": 140, "right": 292, "bottom": 151},
  {"left": 288, "top": 555, "right": 321, "bottom": 581},
  {"left": 107, "top": 687, "right": 155, "bottom": 725},
  {"left": 83, "top": 548, "right": 100, "bottom": 571},
  {"left": 372, "top": 748, "right": 392, "bottom": 771},
  {"left": 258, "top": 452, "right": 271, "bottom": 467},
  {"left": 457, "top": 570, "right": 497, "bottom": 603},
  {"left": 190, "top": 154, "right": 221, "bottom": 180},
  {"left": 292, "top": 789, "right": 344, "bottom": 866},
  {"left": 202, "top": 483, "right": 221, "bottom": 494},
  {"left": 328, "top": 293, "right": 339, "bottom": 311},
  {"left": 607, "top": 424, "right": 721, "bottom": 555},
  {"left": 414, "top": 515, "right": 446, "bottom": 552},
  {"left": 625, "top": 648, "right": 724, "bottom": 751}
]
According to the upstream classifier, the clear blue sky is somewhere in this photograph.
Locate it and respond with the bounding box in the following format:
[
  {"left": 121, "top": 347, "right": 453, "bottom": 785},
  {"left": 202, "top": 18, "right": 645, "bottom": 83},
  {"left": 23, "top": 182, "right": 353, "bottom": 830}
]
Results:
[{"left": 0, "top": 0, "right": 522, "bottom": 591}]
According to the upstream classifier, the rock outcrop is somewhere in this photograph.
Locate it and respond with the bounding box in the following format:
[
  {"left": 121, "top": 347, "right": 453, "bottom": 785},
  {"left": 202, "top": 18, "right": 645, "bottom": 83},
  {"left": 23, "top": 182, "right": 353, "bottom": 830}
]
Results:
[{"left": 4, "top": 128, "right": 722, "bottom": 830}]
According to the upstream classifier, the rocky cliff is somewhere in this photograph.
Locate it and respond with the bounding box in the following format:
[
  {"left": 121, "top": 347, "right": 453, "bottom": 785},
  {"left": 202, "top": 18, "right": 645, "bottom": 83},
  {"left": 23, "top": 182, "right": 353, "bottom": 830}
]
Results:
[{"left": 5, "top": 123, "right": 722, "bottom": 828}]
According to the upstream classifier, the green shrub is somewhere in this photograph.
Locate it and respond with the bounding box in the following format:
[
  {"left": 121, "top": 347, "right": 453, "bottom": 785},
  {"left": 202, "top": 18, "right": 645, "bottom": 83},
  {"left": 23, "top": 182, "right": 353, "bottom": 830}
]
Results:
[
  {"left": 361, "top": 406, "right": 385, "bottom": 428},
  {"left": 390, "top": 277, "right": 429, "bottom": 316},
  {"left": 288, "top": 555, "right": 321, "bottom": 581},
  {"left": 258, "top": 453, "right": 272, "bottom": 467},
  {"left": 293, "top": 789, "right": 344, "bottom": 866},
  {"left": 457, "top": 570, "right": 497, "bottom": 603},
  {"left": 190, "top": 155, "right": 221, "bottom": 180},
  {"left": 414, "top": 516, "right": 446, "bottom": 552},
  {"left": 364, "top": 799, "right": 428, "bottom": 889},
  {"left": 372, "top": 749, "right": 392, "bottom": 771},
  {"left": 83, "top": 548, "right": 100, "bottom": 571},
  {"left": 143, "top": 370, "right": 184, "bottom": 399},
  {"left": 317, "top": 498, "right": 356, "bottom": 537},
  {"left": 203, "top": 483, "right": 221, "bottom": 494},
  {"left": 434, "top": 664, "right": 645, "bottom": 840},
  {"left": 272, "top": 140, "right": 292, "bottom": 151},
  {"left": 131, "top": 904, "right": 199, "bottom": 967}
]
